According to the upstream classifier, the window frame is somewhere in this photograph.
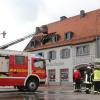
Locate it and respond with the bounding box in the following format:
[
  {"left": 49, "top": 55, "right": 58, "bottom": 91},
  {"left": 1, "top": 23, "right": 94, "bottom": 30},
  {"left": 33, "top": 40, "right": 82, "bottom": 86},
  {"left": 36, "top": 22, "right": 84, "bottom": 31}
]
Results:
[
  {"left": 31, "top": 40, "right": 41, "bottom": 47},
  {"left": 51, "top": 34, "right": 59, "bottom": 42},
  {"left": 48, "top": 50, "right": 56, "bottom": 60},
  {"left": 60, "top": 68, "right": 69, "bottom": 81},
  {"left": 76, "top": 45, "right": 90, "bottom": 56},
  {"left": 64, "top": 32, "right": 73, "bottom": 40},
  {"left": 33, "top": 59, "right": 46, "bottom": 69},
  {"left": 15, "top": 55, "right": 25, "bottom": 65},
  {"left": 48, "top": 69, "right": 56, "bottom": 82},
  {"left": 60, "top": 48, "right": 70, "bottom": 59}
]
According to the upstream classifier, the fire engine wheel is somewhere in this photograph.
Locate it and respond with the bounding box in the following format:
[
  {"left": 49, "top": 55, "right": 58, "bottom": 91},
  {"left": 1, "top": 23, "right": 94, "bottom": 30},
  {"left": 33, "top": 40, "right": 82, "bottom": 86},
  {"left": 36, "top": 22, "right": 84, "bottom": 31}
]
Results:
[{"left": 26, "top": 79, "right": 39, "bottom": 92}]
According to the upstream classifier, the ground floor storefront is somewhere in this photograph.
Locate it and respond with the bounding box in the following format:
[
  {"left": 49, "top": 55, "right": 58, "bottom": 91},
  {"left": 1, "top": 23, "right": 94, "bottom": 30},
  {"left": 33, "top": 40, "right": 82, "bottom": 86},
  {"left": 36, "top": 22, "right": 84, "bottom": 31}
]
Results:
[{"left": 46, "top": 64, "right": 92, "bottom": 85}]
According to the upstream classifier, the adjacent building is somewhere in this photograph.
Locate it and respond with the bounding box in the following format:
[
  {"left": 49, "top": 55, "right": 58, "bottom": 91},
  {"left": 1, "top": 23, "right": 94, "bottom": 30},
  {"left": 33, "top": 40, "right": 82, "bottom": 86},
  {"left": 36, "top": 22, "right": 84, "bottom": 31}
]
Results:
[{"left": 24, "top": 9, "right": 100, "bottom": 85}]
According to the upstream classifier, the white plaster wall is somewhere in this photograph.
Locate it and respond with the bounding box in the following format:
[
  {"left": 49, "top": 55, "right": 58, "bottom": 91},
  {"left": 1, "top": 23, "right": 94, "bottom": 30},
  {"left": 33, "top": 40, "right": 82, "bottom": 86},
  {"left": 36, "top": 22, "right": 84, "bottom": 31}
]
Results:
[
  {"left": 72, "top": 42, "right": 96, "bottom": 67},
  {"left": 33, "top": 46, "right": 73, "bottom": 83},
  {"left": 32, "top": 42, "right": 97, "bottom": 84}
]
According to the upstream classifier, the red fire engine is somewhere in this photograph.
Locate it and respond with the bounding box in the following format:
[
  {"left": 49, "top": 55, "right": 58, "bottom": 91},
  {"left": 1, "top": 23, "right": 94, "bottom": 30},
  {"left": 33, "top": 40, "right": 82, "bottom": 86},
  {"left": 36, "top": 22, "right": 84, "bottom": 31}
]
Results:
[{"left": 0, "top": 49, "right": 46, "bottom": 92}]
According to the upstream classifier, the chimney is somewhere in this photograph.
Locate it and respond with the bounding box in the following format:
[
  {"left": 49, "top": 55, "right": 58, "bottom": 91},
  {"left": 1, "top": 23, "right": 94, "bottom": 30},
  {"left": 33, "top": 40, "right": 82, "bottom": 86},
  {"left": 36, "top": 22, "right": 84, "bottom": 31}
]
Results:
[
  {"left": 35, "top": 27, "right": 41, "bottom": 34},
  {"left": 40, "top": 25, "right": 48, "bottom": 34},
  {"left": 60, "top": 16, "right": 67, "bottom": 21},
  {"left": 80, "top": 10, "right": 85, "bottom": 18}
]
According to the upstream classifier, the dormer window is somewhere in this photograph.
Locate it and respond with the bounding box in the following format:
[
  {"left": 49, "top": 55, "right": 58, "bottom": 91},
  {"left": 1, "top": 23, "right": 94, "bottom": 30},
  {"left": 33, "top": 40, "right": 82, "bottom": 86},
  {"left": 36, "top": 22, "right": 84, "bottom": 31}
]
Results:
[
  {"left": 64, "top": 32, "right": 73, "bottom": 40},
  {"left": 42, "top": 33, "right": 60, "bottom": 44},
  {"left": 52, "top": 34, "right": 60, "bottom": 42},
  {"left": 31, "top": 40, "right": 41, "bottom": 47}
]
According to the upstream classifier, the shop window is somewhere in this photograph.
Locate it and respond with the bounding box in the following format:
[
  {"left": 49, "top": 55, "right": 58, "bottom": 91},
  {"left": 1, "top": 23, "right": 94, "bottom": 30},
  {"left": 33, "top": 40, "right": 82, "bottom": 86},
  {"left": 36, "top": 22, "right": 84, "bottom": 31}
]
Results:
[
  {"left": 60, "top": 69, "right": 69, "bottom": 81},
  {"left": 48, "top": 69, "right": 56, "bottom": 82}
]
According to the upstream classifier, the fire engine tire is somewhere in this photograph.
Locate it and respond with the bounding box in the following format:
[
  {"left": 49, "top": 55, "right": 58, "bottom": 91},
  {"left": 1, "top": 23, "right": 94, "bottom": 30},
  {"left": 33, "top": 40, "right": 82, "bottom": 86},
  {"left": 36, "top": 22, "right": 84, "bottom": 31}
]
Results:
[{"left": 26, "top": 79, "right": 39, "bottom": 92}]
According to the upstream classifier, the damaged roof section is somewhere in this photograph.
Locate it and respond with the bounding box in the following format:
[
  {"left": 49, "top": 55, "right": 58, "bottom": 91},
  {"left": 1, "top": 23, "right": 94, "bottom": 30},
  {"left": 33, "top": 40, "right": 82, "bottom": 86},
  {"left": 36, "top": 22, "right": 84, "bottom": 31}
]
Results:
[{"left": 25, "top": 9, "right": 100, "bottom": 51}]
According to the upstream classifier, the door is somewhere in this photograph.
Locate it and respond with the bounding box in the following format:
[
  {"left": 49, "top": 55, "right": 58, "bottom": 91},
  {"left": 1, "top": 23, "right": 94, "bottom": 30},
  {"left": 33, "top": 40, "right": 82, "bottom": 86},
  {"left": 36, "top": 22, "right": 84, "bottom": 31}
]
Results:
[{"left": 31, "top": 58, "right": 46, "bottom": 79}]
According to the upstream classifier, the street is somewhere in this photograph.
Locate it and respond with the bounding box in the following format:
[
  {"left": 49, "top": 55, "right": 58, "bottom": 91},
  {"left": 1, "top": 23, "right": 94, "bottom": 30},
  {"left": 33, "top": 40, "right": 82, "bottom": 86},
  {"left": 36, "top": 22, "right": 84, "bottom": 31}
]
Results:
[{"left": 0, "top": 85, "right": 100, "bottom": 100}]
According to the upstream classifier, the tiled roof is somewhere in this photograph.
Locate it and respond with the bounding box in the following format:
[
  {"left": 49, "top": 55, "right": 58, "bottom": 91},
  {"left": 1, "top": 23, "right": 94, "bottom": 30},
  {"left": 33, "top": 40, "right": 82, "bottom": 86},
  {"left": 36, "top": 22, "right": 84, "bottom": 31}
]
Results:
[{"left": 25, "top": 9, "right": 100, "bottom": 51}]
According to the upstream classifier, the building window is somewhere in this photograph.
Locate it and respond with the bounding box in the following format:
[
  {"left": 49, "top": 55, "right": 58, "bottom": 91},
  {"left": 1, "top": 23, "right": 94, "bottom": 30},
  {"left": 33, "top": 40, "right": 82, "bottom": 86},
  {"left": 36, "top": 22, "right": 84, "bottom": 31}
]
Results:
[
  {"left": 52, "top": 35, "right": 58, "bottom": 42},
  {"left": 64, "top": 32, "right": 73, "bottom": 40},
  {"left": 48, "top": 50, "right": 56, "bottom": 60},
  {"left": 60, "top": 48, "right": 70, "bottom": 59},
  {"left": 42, "top": 36, "right": 51, "bottom": 45},
  {"left": 31, "top": 40, "right": 41, "bottom": 47},
  {"left": 60, "top": 69, "right": 69, "bottom": 81},
  {"left": 15, "top": 56, "right": 25, "bottom": 65},
  {"left": 51, "top": 34, "right": 60, "bottom": 42},
  {"left": 31, "top": 41, "right": 35, "bottom": 47},
  {"left": 48, "top": 69, "right": 55, "bottom": 82},
  {"left": 76, "top": 45, "right": 90, "bottom": 56}
]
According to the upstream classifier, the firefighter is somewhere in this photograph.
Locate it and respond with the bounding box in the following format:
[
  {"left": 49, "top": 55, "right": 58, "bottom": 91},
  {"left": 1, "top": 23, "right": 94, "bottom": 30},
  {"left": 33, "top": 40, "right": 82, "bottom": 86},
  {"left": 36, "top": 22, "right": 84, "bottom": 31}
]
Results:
[
  {"left": 73, "top": 69, "right": 81, "bottom": 92},
  {"left": 84, "top": 66, "right": 92, "bottom": 94},
  {"left": 93, "top": 66, "right": 100, "bottom": 94}
]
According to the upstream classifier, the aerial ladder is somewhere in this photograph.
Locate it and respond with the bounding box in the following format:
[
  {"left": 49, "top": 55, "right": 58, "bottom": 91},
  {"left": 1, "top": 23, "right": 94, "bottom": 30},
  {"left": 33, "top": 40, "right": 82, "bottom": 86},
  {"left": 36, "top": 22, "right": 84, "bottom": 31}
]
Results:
[
  {"left": 0, "top": 25, "right": 48, "bottom": 49},
  {"left": 0, "top": 33, "right": 34, "bottom": 49}
]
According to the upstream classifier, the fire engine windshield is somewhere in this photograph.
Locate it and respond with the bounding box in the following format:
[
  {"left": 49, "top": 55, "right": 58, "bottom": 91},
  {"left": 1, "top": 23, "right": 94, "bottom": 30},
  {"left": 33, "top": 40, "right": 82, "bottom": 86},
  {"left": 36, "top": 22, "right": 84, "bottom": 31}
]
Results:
[{"left": 34, "top": 59, "right": 46, "bottom": 69}]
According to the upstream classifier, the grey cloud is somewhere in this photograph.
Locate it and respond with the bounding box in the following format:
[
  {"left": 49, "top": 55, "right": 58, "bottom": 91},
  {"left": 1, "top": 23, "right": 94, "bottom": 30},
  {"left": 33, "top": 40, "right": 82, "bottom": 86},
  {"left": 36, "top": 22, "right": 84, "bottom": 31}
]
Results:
[{"left": 6, "top": 0, "right": 44, "bottom": 23}]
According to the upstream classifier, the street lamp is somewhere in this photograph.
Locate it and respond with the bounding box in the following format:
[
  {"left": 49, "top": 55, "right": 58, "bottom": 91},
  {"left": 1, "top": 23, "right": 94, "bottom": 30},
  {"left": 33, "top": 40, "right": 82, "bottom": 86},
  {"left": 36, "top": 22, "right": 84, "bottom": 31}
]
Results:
[{"left": 0, "top": 31, "right": 6, "bottom": 38}]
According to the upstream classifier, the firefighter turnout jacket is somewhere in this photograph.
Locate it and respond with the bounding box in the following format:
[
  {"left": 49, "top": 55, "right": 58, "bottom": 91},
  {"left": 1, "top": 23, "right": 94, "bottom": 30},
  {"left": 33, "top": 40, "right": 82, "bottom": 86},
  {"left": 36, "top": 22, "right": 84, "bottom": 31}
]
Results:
[{"left": 93, "top": 69, "right": 100, "bottom": 81}]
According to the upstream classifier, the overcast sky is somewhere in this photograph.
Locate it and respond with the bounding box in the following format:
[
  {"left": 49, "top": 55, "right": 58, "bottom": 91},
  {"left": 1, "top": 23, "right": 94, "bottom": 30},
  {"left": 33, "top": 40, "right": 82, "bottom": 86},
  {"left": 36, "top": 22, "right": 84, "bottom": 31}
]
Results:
[{"left": 0, "top": 0, "right": 100, "bottom": 51}]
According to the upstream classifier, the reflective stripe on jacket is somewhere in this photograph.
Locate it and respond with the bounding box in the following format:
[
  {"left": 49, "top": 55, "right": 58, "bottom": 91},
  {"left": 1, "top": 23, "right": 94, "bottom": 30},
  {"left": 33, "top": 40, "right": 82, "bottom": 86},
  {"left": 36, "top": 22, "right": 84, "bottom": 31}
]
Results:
[{"left": 84, "top": 74, "right": 92, "bottom": 84}]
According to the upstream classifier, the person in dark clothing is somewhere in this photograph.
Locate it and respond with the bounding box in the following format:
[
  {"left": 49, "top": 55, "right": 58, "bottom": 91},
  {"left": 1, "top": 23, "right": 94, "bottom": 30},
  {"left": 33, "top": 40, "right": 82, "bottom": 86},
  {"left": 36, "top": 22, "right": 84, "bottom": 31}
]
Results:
[
  {"left": 73, "top": 69, "right": 81, "bottom": 92},
  {"left": 84, "top": 66, "right": 92, "bottom": 94}
]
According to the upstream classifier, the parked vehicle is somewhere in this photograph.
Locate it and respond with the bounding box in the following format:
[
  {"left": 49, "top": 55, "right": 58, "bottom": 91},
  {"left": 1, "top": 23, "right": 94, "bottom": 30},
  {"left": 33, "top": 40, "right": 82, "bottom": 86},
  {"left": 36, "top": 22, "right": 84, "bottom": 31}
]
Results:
[{"left": 0, "top": 49, "right": 46, "bottom": 92}]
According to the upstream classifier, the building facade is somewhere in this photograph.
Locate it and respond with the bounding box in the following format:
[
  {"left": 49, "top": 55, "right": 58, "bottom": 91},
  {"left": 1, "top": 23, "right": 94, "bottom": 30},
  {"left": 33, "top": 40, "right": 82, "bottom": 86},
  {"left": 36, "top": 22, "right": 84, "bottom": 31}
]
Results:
[{"left": 25, "top": 9, "right": 100, "bottom": 85}]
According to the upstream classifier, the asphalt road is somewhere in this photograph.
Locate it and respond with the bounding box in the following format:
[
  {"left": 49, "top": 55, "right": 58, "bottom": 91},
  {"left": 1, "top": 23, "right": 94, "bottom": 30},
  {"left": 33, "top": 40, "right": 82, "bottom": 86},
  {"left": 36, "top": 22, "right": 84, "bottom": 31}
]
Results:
[{"left": 0, "top": 86, "right": 100, "bottom": 100}]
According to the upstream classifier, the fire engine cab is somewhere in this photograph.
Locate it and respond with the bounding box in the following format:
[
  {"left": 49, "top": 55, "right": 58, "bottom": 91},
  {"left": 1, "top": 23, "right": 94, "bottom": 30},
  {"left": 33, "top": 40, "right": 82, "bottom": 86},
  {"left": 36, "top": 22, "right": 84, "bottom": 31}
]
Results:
[{"left": 0, "top": 49, "right": 46, "bottom": 92}]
